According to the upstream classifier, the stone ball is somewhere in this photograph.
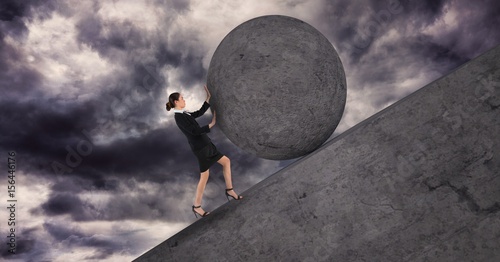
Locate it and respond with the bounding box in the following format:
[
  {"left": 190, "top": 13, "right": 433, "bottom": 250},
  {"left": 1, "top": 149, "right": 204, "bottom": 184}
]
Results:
[{"left": 207, "top": 15, "right": 346, "bottom": 160}]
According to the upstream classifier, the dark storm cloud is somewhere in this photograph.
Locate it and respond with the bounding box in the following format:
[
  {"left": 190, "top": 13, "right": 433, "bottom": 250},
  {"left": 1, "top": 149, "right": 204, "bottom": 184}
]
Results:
[
  {"left": 0, "top": 43, "right": 43, "bottom": 99},
  {"left": 177, "top": 53, "right": 208, "bottom": 87},
  {"left": 391, "top": 0, "right": 500, "bottom": 59},
  {"left": 408, "top": 37, "right": 469, "bottom": 71},
  {"left": 316, "top": 0, "right": 500, "bottom": 110},
  {"left": 0, "top": 226, "right": 49, "bottom": 261},
  {"left": 44, "top": 223, "right": 123, "bottom": 260},
  {"left": 0, "top": 1, "right": 29, "bottom": 21},
  {"left": 0, "top": 0, "right": 60, "bottom": 36},
  {"left": 0, "top": 99, "right": 99, "bottom": 172},
  {"left": 75, "top": 126, "right": 199, "bottom": 182},
  {"left": 438, "top": 0, "right": 500, "bottom": 57},
  {"left": 0, "top": 0, "right": 64, "bottom": 101},
  {"left": 35, "top": 176, "right": 193, "bottom": 222},
  {"left": 398, "top": 0, "right": 447, "bottom": 26},
  {"left": 73, "top": 0, "right": 200, "bottom": 82},
  {"left": 0, "top": 236, "right": 36, "bottom": 258},
  {"left": 73, "top": 7, "right": 175, "bottom": 129},
  {"left": 150, "top": 0, "right": 191, "bottom": 14},
  {"left": 75, "top": 14, "right": 148, "bottom": 57},
  {"left": 9, "top": 116, "right": 199, "bottom": 191},
  {"left": 39, "top": 192, "right": 96, "bottom": 221},
  {"left": 320, "top": 0, "right": 448, "bottom": 59},
  {"left": 48, "top": 174, "right": 121, "bottom": 194}
]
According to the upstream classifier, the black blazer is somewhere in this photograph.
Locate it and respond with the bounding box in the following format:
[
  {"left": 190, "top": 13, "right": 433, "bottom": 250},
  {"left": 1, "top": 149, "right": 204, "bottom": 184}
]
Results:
[{"left": 174, "top": 101, "right": 212, "bottom": 151}]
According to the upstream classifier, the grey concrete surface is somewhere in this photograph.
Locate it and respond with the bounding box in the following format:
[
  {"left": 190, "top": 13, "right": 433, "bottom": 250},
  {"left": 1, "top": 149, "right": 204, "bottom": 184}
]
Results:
[
  {"left": 207, "top": 15, "right": 346, "bottom": 160},
  {"left": 135, "top": 44, "right": 500, "bottom": 261}
]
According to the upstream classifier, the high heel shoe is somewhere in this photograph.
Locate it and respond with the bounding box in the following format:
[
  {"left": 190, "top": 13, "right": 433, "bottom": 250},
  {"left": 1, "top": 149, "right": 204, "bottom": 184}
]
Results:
[
  {"left": 225, "top": 188, "right": 243, "bottom": 201},
  {"left": 192, "top": 205, "right": 209, "bottom": 218}
]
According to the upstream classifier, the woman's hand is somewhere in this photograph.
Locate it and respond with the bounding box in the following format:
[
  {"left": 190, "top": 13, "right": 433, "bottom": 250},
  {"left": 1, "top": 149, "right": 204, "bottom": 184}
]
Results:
[
  {"left": 204, "top": 85, "right": 211, "bottom": 103},
  {"left": 209, "top": 111, "right": 216, "bottom": 128}
]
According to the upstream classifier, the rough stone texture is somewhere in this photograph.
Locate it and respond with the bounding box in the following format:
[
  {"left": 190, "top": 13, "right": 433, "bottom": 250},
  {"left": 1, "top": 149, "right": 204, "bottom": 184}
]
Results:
[
  {"left": 135, "top": 45, "right": 500, "bottom": 261},
  {"left": 207, "top": 15, "right": 346, "bottom": 160}
]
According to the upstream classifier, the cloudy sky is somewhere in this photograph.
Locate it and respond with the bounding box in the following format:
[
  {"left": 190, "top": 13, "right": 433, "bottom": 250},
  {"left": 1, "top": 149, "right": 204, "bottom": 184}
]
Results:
[{"left": 1, "top": 0, "right": 499, "bottom": 261}]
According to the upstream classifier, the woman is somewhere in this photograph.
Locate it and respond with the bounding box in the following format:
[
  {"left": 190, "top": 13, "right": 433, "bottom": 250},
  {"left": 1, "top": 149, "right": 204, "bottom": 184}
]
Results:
[{"left": 166, "top": 85, "right": 243, "bottom": 218}]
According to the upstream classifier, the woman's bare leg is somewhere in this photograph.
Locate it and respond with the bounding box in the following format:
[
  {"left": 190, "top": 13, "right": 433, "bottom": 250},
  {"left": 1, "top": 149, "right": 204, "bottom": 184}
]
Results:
[
  {"left": 218, "top": 156, "right": 242, "bottom": 199},
  {"left": 194, "top": 169, "right": 210, "bottom": 215}
]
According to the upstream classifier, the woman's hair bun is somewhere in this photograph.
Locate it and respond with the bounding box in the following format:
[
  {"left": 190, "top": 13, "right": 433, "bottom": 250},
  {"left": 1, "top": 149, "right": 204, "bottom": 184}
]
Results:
[{"left": 167, "top": 92, "right": 180, "bottom": 112}]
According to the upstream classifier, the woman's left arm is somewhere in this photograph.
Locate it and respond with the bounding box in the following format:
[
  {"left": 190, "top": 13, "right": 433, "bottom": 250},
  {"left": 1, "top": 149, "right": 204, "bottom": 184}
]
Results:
[
  {"left": 189, "top": 102, "right": 210, "bottom": 118},
  {"left": 204, "top": 85, "right": 211, "bottom": 103},
  {"left": 189, "top": 85, "right": 212, "bottom": 118}
]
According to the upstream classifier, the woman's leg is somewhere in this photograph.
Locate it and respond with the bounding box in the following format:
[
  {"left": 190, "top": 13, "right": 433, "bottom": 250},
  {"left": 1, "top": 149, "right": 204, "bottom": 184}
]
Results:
[
  {"left": 218, "top": 156, "right": 242, "bottom": 199},
  {"left": 194, "top": 169, "right": 210, "bottom": 214}
]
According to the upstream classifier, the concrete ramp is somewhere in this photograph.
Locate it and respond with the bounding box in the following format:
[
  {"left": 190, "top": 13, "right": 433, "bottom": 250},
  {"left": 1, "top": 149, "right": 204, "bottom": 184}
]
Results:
[{"left": 135, "top": 45, "right": 500, "bottom": 261}]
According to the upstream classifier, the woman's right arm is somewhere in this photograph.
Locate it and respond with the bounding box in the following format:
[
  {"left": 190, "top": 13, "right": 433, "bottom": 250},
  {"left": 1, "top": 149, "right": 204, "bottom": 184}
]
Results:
[{"left": 176, "top": 115, "right": 210, "bottom": 136}]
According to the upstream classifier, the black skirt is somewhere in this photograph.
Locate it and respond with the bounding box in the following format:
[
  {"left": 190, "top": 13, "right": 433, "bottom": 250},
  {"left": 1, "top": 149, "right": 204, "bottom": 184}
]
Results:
[{"left": 193, "top": 142, "right": 224, "bottom": 172}]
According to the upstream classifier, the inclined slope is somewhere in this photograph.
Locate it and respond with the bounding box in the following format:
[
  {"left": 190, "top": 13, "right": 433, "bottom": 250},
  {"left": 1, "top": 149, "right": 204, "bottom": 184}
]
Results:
[{"left": 135, "top": 44, "right": 500, "bottom": 262}]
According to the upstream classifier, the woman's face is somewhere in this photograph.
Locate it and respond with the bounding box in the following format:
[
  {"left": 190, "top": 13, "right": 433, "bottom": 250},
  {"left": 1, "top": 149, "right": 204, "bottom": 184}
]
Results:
[{"left": 175, "top": 95, "right": 186, "bottom": 109}]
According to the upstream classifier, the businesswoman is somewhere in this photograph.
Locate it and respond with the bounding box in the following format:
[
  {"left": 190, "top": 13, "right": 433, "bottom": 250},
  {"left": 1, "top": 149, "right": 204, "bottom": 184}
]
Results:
[{"left": 166, "top": 85, "right": 242, "bottom": 218}]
